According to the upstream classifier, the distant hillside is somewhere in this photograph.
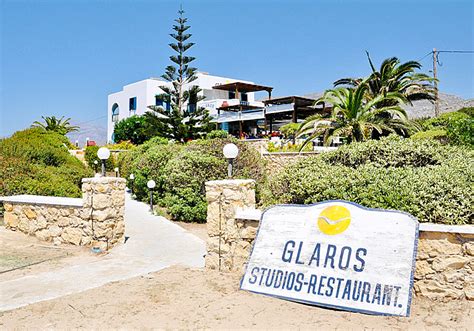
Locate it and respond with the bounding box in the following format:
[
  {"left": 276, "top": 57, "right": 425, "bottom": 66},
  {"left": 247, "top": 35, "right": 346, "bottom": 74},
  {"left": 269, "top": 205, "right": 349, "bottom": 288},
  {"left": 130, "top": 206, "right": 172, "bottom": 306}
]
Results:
[
  {"left": 302, "top": 91, "right": 473, "bottom": 119},
  {"left": 67, "top": 120, "right": 107, "bottom": 146}
]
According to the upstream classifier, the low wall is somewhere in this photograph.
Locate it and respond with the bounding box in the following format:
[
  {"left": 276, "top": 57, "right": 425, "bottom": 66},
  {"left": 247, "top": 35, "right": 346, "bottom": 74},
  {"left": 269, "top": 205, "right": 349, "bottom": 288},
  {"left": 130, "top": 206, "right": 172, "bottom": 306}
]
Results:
[
  {"left": 1, "top": 177, "right": 126, "bottom": 250},
  {"left": 261, "top": 152, "right": 322, "bottom": 173},
  {"left": 204, "top": 179, "right": 474, "bottom": 301}
]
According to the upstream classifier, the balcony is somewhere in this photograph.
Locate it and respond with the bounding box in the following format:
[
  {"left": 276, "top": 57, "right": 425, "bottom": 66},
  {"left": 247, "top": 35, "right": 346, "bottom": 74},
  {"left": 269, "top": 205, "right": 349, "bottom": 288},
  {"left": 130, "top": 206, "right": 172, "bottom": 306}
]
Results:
[{"left": 215, "top": 109, "right": 265, "bottom": 123}]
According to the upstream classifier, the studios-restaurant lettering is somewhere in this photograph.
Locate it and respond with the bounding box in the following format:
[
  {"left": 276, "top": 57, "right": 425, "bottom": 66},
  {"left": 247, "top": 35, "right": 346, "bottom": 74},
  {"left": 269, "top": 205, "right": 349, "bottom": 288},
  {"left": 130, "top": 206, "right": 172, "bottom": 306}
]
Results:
[{"left": 240, "top": 201, "right": 419, "bottom": 316}]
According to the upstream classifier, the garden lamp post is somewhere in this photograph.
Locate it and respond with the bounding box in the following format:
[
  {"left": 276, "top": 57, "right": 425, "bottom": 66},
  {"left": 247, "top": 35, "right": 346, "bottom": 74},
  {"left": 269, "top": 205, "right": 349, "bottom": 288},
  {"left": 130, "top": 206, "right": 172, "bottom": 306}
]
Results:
[
  {"left": 114, "top": 167, "right": 119, "bottom": 177},
  {"left": 93, "top": 160, "right": 98, "bottom": 173},
  {"left": 97, "top": 147, "right": 111, "bottom": 177},
  {"left": 223, "top": 143, "right": 239, "bottom": 178},
  {"left": 129, "top": 173, "right": 135, "bottom": 195},
  {"left": 147, "top": 180, "right": 156, "bottom": 212}
]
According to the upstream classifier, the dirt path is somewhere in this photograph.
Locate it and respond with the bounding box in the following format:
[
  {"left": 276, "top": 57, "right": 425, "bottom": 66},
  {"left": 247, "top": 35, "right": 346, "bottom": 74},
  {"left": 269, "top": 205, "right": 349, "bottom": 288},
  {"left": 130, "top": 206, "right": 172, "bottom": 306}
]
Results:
[{"left": 1, "top": 266, "right": 472, "bottom": 330}]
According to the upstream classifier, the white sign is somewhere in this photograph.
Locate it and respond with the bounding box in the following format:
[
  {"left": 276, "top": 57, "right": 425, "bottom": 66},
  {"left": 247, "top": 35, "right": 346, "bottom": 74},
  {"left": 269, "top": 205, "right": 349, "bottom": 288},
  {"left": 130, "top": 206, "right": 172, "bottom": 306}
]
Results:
[{"left": 240, "top": 201, "right": 419, "bottom": 317}]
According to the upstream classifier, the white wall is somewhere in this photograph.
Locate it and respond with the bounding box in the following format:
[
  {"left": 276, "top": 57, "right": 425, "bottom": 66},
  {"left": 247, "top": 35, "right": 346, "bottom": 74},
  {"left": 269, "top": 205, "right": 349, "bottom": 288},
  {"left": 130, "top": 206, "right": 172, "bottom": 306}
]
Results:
[{"left": 107, "top": 73, "right": 257, "bottom": 142}]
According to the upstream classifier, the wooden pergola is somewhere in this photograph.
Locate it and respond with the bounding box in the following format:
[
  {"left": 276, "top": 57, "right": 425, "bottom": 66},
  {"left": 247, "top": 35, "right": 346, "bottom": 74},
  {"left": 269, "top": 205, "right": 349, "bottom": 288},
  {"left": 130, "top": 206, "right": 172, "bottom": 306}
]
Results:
[
  {"left": 213, "top": 82, "right": 273, "bottom": 136},
  {"left": 213, "top": 82, "right": 273, "bottom": 99}
]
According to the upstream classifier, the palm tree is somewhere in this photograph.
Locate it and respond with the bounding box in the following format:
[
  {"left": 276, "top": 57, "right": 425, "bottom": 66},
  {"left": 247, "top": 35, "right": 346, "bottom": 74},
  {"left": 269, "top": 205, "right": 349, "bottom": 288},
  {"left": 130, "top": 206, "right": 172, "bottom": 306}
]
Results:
[
  {"left": 32, "top": 116, "right": 79, "bottom": 135},
  {"left": 297, "top": 82, "right": 409, "bottom": 147},
  {"left": 334, "top": 52, "right": 436, "bottom": 108}
]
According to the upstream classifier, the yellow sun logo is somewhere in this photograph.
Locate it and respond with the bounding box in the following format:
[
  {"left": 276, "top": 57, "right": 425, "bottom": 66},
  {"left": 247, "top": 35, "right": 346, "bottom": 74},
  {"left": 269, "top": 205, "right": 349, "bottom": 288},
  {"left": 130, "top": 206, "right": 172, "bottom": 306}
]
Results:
[{"left": 317, "top": 205, "right": 351, "bottom": 235}]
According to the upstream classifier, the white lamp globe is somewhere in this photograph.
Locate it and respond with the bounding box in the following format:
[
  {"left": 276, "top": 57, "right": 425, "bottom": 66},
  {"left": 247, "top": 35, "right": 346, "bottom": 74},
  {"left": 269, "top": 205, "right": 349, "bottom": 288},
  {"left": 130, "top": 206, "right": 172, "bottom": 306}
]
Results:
[
  {"left": 129, "top": 173, "right": 135, "bottom": 180},
  {"left": 97, "top": 147, "right": 111, "bottom": 160},
  {"left": 114, "top": 167, "right": 119, "bottom": 172},
  {"left": 223, "top": 143, "right": 239, "bottom": 159},
  {"left": 147, "top": 180, "right": 156, "bottom": 189},
  {"left": 93, "top": 160, "right": 98, "bottom": 165}
]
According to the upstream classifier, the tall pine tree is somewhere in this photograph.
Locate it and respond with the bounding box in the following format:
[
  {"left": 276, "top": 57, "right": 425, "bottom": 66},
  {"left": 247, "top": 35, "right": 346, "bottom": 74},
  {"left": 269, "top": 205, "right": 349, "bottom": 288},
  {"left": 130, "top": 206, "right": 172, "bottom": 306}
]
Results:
[{"left": 146, "top": 8, "right": 212, "bottom": 142}]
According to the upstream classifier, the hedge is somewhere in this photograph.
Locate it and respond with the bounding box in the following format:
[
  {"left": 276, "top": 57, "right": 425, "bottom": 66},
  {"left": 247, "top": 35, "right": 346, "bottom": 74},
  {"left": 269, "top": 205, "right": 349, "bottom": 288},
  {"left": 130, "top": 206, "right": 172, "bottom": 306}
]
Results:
[
  {"left": 119, "top": 137, "right": 267, "bottom": 222},
  {"left": 0, "top": 128, "right": 93, "bottom": 199},
  {"left": 262, "top": 136, "right": 473, "bottom": 225}
]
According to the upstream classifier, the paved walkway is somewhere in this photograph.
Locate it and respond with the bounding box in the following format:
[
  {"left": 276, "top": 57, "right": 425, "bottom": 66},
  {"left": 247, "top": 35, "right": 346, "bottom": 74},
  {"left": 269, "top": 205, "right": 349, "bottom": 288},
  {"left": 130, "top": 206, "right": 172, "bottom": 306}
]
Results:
[{"left": 0, "top": 194, "right": 206, "bottom": 312}]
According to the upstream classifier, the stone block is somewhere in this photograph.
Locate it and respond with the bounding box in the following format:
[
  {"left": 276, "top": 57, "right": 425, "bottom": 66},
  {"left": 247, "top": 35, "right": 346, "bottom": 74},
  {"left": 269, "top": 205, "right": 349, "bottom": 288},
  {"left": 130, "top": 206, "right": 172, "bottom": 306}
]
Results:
[
  {"left": 18, "top": 218, "right": 29, "bottom": 233},
  {"left": 443, "top": 270, "right": 465, "bottom": 283},
  {"left": 432, "top": 256, "right": 470, "bottom": 272},
  {"left": 23, "top": 207, "right": 37, "bottom": 220},
  {"left": 414, "top": 280, "right": 463, "bottom": 300},
  {"left": 4, "top": 212, "right": 19, "bottom": 228},
  {"left": 58, "top": 216, "right": 70, "bottom": 227},
  {"left": 418, "top": 232, "right": 463, "bottom": 258},
  {"left": 61, "top": 228, "right": 83, "bottom": 245},
  {"left": 92, "top": 194, "right": 110, "bottom": 210},
  {"left": 464, "top": 283, "right": 474, "bottom": 300},
  {"left": 4, "top": 203, "right": 13, "bottom": 212},
  {"left": 415, "top": 260, "right": 434, "bottom": 279},
  {"left": 463, "top": 242, "right": 474, "bottom": 256},
  {"left": 49, "top": 225, "right": 62, "bottom": 237}
]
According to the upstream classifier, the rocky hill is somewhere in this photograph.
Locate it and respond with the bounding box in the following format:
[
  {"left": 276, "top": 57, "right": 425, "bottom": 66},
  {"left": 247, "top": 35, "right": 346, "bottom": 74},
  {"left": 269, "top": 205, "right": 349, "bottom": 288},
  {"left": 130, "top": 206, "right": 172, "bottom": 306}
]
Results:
[{"left": 303, "top": 91, "right": 473, "bottom": 119}]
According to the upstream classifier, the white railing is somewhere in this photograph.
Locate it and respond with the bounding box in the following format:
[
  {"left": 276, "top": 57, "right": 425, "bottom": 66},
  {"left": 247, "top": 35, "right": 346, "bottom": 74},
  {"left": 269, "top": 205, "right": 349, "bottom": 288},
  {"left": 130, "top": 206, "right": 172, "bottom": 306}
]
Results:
[{"left": 265, "top": 103, "right": 294, "bottom": 114}]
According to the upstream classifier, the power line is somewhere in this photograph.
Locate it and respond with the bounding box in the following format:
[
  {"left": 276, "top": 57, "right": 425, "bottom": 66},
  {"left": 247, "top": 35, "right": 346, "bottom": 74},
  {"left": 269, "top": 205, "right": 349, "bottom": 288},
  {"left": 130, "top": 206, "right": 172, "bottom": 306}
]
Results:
[
  {"left": 74, "top": 115, "right": 107, "bottom": 126},
  {"left": 437, "top": 50, "right": 474, "bottom": 54}
]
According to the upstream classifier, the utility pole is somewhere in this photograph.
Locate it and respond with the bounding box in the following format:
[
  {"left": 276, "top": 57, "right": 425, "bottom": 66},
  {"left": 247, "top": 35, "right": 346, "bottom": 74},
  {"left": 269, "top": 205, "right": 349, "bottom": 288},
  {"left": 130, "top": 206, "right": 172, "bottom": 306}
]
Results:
[{"left": 432, "top": 48, "right": 439, "bottom": 117}]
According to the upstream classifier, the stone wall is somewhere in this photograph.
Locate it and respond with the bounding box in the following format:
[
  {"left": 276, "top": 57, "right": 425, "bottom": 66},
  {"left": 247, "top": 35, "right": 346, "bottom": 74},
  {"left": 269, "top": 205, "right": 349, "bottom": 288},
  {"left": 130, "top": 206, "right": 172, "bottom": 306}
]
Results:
[
  {"left": 204, "top": 179, "right": 474, "bottom": 301},
  {"left": 414, "top": 231, "right": 473, "bottom": 300},
  {"left": 205, "top": 179, "right": 258, "bottom": 272},
  {"left": 2, "top": 177, "right": 126, "bottom": 250}
]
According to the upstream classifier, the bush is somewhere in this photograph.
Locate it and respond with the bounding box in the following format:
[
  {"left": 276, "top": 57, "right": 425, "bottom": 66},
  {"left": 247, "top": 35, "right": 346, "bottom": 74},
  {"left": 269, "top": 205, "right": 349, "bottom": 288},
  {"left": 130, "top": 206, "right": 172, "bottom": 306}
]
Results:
[
  {"left": 447, "top": 117, "right": 474, "bottom": 147},
  {"left": 84, "top": 145, "right": 116, "bottom": 171},
  {"left": 113, "top": 115, "right": 152, "bottom": 144},
  {"left": 262, "top": 136, "right": 473, "bottom": 225},
  {"left": 458, "top": 107, "right": 474, "bottom": 117},
  {"left": 206, "top": 130, "right": 230, "bottom": 139},
  {"left": 280, "top": 123, "right": 300, "bottom": 138},
  {"left": 411, "top": 129, "right": 447, "bottom": 142},
  {"left": 0, "top": 129, "right": 92, "bottom": 200},
  {"left": 124, "top": 137, "right": 267, "bottom": 222},
  {"left": 424, "top": 111, "right": 470, "bottom": 129}
]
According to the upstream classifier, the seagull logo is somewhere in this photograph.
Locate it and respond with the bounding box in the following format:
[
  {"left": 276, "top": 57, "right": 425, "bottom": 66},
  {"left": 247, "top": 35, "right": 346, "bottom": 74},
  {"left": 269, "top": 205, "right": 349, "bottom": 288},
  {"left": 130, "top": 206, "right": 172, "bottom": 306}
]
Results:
[{"left": 317, "top": 205, "right": 351, "bottom": 235}]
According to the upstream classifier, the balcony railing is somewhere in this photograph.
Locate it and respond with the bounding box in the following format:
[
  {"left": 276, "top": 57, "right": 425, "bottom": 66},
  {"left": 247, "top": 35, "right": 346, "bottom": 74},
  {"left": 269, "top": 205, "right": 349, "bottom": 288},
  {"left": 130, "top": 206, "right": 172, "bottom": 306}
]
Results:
[
  {"left": 265, "top": 102, "right": 295, "bottom": 114},
  {"left": 215, "top": 109, "right": 265, "bottom": 123}
]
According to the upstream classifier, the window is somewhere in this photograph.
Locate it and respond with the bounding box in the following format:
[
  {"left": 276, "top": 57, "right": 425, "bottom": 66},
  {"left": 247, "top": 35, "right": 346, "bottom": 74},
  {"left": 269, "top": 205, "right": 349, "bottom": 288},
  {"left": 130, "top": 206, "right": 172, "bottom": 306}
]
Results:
[
  {"left": 111, "top": 103, "right": 119, "bottom": 122},
  {"left": 129, "top": 97, "right": 137, "bottom": 113},
  {"left": 155, "top": 96, "right": 163, "bottom": 107},
  {"left": 229, "top": 91, "right": 236, "bottom": 99},
  {"left": 241, "top": 92, "right": 248, "bottom": 102}
]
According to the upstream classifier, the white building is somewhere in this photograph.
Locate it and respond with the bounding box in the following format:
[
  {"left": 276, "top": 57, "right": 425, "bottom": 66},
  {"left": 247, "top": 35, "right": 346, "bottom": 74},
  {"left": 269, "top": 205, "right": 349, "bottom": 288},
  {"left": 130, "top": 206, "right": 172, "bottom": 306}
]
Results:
[{"left": 107, "top": 72, "right": 263, "bottom": 142}]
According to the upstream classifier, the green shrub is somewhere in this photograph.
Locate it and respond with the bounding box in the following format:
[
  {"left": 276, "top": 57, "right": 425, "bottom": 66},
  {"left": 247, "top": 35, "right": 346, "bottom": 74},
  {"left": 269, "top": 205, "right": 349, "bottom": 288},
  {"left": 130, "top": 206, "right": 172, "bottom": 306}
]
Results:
[
  {"left": 124, "top": 137, "right": 267, "bottom": 222},
  {"left": 447, "top": 117, "right": 474, "bottom": 147},
  {"left": 113, "top": 115, "right": 152, "bottom": 144},
  {"left": 411, "top": 129, "right": 447, "bottom": 142},
  {"left": 84, "top": 145, "right": 116, "bottom": 171},
  {"left": 206, "top": 130, "right": 230, "bottom": 139},
  {"left": 280, "top": 123, "right": 300, "bottom": 138},
  {"left": 267, "top": 142, "right": 312, "bottom": 152},
  {"left": 424, "top": 111, "right": 470, "bottom": 129},
  {"left": 0, "top": 129, "right": 92, "bottom": 200},
  {"left": 458, "top": 107, "right": 474, "bottom": 117},
  {"left": 262, "top": 136, "right": 473, "bottom": 225}
]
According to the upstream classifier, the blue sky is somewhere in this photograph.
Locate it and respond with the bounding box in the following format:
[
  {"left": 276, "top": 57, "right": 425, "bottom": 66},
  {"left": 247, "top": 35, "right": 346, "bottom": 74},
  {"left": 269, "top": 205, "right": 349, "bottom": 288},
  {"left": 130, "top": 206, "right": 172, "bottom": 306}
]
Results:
[{"left": 1, "top": 0, "right": 473, "bottom": 137}]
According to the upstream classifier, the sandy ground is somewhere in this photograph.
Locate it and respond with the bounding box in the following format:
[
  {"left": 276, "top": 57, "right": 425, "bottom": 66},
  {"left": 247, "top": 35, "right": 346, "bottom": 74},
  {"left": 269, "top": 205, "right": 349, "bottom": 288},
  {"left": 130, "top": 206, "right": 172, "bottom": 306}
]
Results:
[
  {"left": 174, "top": 221, "right": 208, "bottom": 241},
  {"left": 0, "top": 228, "right": 95, "bottom": 282},
  {"left": 0, "top": 266, "right": 472, "bottom": 330}
]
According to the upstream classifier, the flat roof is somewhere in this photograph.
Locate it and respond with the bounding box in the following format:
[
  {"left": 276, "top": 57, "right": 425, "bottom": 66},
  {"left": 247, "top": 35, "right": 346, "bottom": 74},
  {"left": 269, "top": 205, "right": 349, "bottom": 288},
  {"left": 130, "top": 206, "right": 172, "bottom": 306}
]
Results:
[
  {"left": 213, "top": 81, "right": 273, "bottom": 93},
  {"left": 263, "top": 96, "right": 315, "bottom": 106}
]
